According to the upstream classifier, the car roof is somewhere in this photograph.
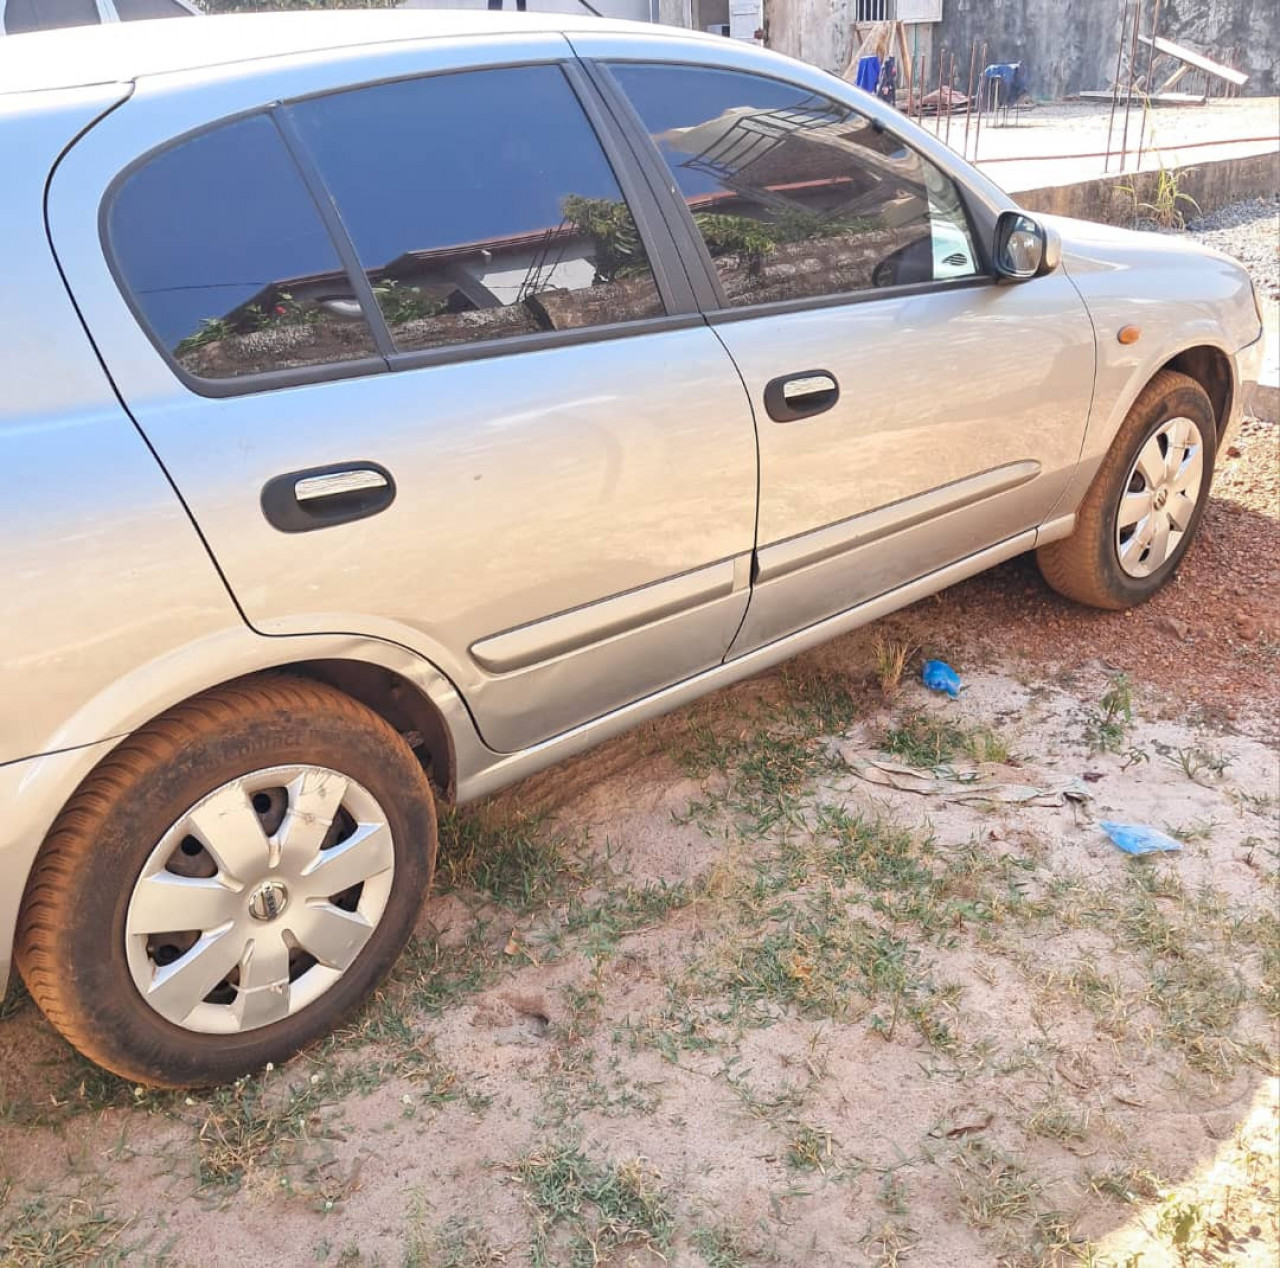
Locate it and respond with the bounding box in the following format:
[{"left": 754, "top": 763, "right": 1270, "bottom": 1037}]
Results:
[{"left": 0, "top": 9, "right": 701, "bottom": 96}]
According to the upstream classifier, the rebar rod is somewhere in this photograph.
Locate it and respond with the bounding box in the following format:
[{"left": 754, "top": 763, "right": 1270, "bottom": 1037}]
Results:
[
  {"left": 1118, "top": 0, "right": 1142, "bottom": 173},
  {"left": 1105, "top": 1, "right": 1129, "bottom": 174},
  {"left": 1136, "top": 0, "right": 1162, "bottom": 168},
  {"left": 972, "top": 40, "right": 987, "bottom": 162},
  {"left": 963, "top": 38, "right": 978, "bottom": 159},
  {"left": 935, "top": 45, "right": 945, "bottom": 135}
]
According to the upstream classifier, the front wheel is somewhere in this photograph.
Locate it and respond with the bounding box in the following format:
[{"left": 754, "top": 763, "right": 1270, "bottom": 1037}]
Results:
[
  {"left": 1038, "top": 369, "right": 1217, "bottom": 609},
  {"left": 15, "top": 675, "right": 437, "bottom": 1087}
]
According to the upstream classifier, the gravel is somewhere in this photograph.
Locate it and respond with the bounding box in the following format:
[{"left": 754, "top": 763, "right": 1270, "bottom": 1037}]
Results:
[{"left": 1185, "top": 194, "right": 1280, "bottom": 300}]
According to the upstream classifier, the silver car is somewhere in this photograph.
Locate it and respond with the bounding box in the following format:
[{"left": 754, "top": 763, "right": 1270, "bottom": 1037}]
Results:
[{"left": 0, "top": 11, "right": 1264, "bottom": 1086}]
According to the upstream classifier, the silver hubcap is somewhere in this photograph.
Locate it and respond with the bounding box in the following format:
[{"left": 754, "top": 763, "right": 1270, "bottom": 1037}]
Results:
[
  {"left": 1115, "top": 415, "right": 1205, "bottom": 578},
  {"left": 125, "top": 766, "right": 395, "bottom": 1035}
]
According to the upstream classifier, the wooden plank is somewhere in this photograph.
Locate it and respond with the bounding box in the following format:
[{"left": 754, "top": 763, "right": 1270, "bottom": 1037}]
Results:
[{"left": 1138, "top": 34, "right": 1249, "bottom": 86}]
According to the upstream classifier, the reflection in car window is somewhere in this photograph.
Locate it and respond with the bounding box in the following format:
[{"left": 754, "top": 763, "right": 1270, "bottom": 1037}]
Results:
[
  {"left": 115, "top": 0, "right": 190, "bottom": 19},
  {"left": 4, "top": 0, "right": 98, "bottom": 34},
  {"left": 610, "top": 63, "right": 979, "bottom": 306},
  {"left": 287, "top": 65, "right": 663, "bottom": 355},
  {"left": 108, "top": 114, "right": 379, "bottom": 380}
]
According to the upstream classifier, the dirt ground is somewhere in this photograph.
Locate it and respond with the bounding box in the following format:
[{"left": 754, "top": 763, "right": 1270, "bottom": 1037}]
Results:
[
  {"left": 3, "top": 194, "right": 1280, "bottom": 1266},
  {"left": 1, "top": 399, "right": 1277, "bottom": 1265}
]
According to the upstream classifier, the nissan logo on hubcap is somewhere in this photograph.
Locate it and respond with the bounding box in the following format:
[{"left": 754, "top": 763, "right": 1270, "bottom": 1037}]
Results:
[{"left": 248, "top": 879, "right": 289, "bottom": 921}]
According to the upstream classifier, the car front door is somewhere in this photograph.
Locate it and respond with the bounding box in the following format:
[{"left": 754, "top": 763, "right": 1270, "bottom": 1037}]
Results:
[
  {"left": 49, "top": 38, "right": 759, "bottom": 753},
  {"left": 588, "top": 44, "right": 1097, "bottom": 653}
]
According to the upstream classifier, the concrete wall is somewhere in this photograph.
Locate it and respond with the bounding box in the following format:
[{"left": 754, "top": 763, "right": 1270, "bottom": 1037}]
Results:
[
  {"left": 757, "top": 0, "right": 1275, "bottom": 100},
  {"left": 1014, "top": 149, "right": 1280, "bottom": 224},
  {"left": 934, "top": 0, "right": 1275, "bottom": 99}
]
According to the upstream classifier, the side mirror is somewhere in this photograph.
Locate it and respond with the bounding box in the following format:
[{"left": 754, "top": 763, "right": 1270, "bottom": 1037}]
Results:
[{"left": 993, "top": 210, "right": 1060, "bottom": 280}]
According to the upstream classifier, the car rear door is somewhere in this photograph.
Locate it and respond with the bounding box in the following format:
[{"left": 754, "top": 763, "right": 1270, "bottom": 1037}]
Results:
[
  {"left": 48, "top": 35, "right": 759, "bottom": 753},
  {"left": 581, "top": 37, "right": 1096, "bottom": 653}
]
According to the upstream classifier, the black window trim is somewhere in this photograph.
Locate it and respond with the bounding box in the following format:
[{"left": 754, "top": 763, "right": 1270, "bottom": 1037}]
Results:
[
  {"left": 586, "top": 55, "right": 1002, "bottom": 321},
  {"left": 272, "top": 103, "right": 397, "bottom": 361},
  {"left": 99, "top": 57, "right": 699, "bottom": 399}
]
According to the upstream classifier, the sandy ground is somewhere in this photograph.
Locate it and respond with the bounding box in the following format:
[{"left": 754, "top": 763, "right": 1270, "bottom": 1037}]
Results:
[
  {"left": 0, "top": 411, "right": 1277, "bottom": 1263},
  {"left": 3, "top": 652, "right": 1276, "bottom": 1266}
]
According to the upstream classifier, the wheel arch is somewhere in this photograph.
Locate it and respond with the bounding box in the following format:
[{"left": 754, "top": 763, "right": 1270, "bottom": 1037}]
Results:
[
  {"left": 284, "top": 658, "right": 457, "bottom": 802},
  {"left": 1160, "top": 344, "right": 1234, "bottom": 439}
]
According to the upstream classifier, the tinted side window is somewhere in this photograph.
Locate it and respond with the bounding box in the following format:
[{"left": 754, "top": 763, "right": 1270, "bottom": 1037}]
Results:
[
  {"left": 108, "top": 114, "right": 379, "bottom": 380},
  {"left": 288, "top": 65, "right": 663, "bottom": 355},
  {"left": 4, "top": 0, "right": 99, "bottom": 34},
  {"left": 609, "top": 64, "right": 980, "bottom": 307}
]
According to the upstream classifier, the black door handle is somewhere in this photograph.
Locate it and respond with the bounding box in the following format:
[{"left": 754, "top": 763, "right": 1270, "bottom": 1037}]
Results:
[
  {"left": 763, "top": 370, "right": 840, "bottom": 422},
  {"left": 261, "top": 461, "right": 396, "bottom": 533}
]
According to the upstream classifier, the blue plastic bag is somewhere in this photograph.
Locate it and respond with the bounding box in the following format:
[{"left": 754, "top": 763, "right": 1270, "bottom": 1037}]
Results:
[
  {"left": 1100, "top": 821, "right": 1183, "bottom": 856},
  {"left": 921, "top": 659, "right": 962, "bottom": 698}
]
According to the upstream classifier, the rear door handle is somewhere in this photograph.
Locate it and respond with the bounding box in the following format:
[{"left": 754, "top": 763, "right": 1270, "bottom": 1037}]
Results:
[
  {"left": 261, "top": 461, "right": 395, "bottom": 533},
  {"left": 764, "top": 370, "right": 840, "bottom": 422}
]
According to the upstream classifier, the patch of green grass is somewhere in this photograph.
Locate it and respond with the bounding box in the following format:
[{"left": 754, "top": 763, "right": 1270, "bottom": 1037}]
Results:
[
  {"left": 1251, "top": 910, "right": 1280, "bottom": 1017},
  {"left": 399, "top": 924, "right": 504, "bottom": 1016},
  {"left": 1087, "top": 1162, "right": 1162, "bottom": 1205},
  {"left": 1026, "top": 1097, "right": 1090, "bottom": 1144},
  {"left": 780, "top": 665, "right": 862, "bottom": 736},
  {"left": 882, "top": 713, "right": 970, "bottom": 767},
  {"left": 1147, "top": 955, "right": 1248, "bottom": 1075},
  {"left": 402, "top": 1213, "right": 502, "bottom": 1268},
  {"left": 952, "top": 1139, "right": 1074, "bottom": 1261},
  {"left": 514, "top": 1142, "right": 673, "bottom": 1268},
  {"left": 548, "top": 878, "right": 697, "bottom": 963},
  {"left": 435, "top": 808, "right": 586, "bottom": 909},
  {"left": 953, "top": 1139, "right": 1045, "bottom": 1231},
  {"left": 881, "top": 713, "right": 1011, "bottom": 768},
  {"left": 0, "top": 1193, "right": 133, "bottom": 1267},
  {"left": 785, "top": 1123, "right": 836, "bottom": 1173},
  {"left": 695, "top": 890, "right": 956, "bottom": 1050},
  {"left": 690, "top": 1221, "right": 760, "bottom": 1267}
]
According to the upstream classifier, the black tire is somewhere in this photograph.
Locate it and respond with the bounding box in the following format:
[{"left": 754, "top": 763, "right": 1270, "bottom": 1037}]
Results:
[
  {"left": 14, "top": 674, "right": 437, "bottom": 1088},
  {"left": 1037, "top": 369, "right": 1217, "bottom": 610}
]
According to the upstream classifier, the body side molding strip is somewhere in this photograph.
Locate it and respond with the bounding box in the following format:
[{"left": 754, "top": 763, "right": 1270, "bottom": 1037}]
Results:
[
  {"left": 756, "top": 460, "right": 1042, "bottom": 584},
  {"left": 455, "top": 527, "right": 1043, "bottom": 801},
  {"left": 470, "top": 555, "right": 745, "bottom": 674}
]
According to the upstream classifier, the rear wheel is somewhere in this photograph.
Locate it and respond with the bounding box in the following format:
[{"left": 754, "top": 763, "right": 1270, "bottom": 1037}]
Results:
[
  {"left": 15, "top": 674, "right": 436, "bottom": 1087},
  {"left": 1037, "top": 369, "right": 1216, "bottom": 609}
]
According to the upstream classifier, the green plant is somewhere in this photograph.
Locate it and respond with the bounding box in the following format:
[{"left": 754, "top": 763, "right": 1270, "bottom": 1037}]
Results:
[
  {"left": 693, "top": 212, "right": 777, "bottom": 271},
  {"left": 373, "top": 278, "right": 446, "bottom": 325},
  {"left": 175, "top": 315, "right": 235, "bottom": 356},
  {"left": 1164, "top": 744, "right": 1233, "bottom": 786},
  {"left": 1122, "top": 163, "right": 1201, "bottom": 230},
  {"left": 561, "top": 195, "right": 649, "bottom": 283},
  {"left": 1087, "top": 673, "right": 1133, "bottom": 752}
]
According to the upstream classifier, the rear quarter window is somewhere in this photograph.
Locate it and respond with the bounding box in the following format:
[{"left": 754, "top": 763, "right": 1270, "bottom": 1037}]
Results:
[{"left": 105, "top": 112, "right": 380, "bottom": 382}]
